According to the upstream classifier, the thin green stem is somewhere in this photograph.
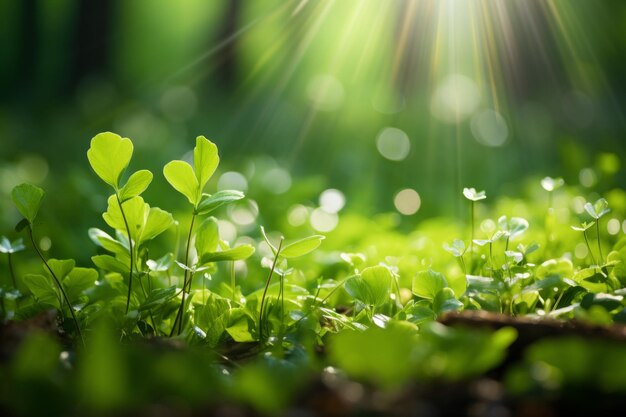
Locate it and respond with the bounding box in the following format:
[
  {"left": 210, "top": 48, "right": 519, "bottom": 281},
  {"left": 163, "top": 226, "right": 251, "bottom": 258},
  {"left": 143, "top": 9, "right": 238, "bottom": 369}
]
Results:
[
  {"left": 583, "top": 230, "right": 597, "bottom": 266},
  {"left": 8, "top": 253, "right": 17, "bottom": 288},
  {"left": 116, "top": 194, "right": 135, "bottom": 315},
  {"left": 595, "top": 220, "right": 603, "bottom": 263},
  {"left": 469, "top": 201, "right": 475, "bottom": 256},
  {"left": 230, "top": 261, "right": 236, "bottom": 302},
  {"left": 458, "top": 255, "right": 467, "bottom": 275},
  {"left": 171, "top": 213, "right": 197, "bottom": 337},
  {"left": 28, "top": 225, "right": 84, "bottom": 347},
  {"left": 258, "top": 238, "right": 284, "bottom": 341},
  {"left": 138, "top": 275, "right": 157, "bottom": 335}
]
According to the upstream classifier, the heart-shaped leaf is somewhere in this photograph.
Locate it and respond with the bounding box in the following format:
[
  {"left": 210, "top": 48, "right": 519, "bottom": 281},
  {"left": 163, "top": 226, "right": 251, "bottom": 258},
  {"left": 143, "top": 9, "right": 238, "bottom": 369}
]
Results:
[
  {"left": 12, "top": 183, "right": 45, "bottom": 224},
  {"left": 463, "top": 187, "right": 486, "bottom": 201},
  {"left": 193, "top": 136, "right": 219, "bottom": 190},
  {"left": 412, "top": 269, "right": 447, "bottom": 300},
  {"left": 0, "top": 237, "right": 25, "bottom": 254},
  {"left": 498, "top": 216, "right": 529, "bottom": 238},
  {"left": 87, "top": 132, "right": 133, "bottom": 189},
  {"left": 541, "top": 176, "right": 564, "bottom": 192},
  {"left": 443, "top": 239, "right": 465, "bottom": 257},
  {"left": 280, "top": 235, "right": 325, "bottom": 259},
  {"left": 360, "top": 265, "right": 393, "bottom": 306},
  {"left": 63, "top": 267, "right": 97, "bottom": 303},
  {"left": 47, "top": 259, "right": 76, "bottom": 280},
  {"left": 584, "top": 198, "right": 610, "bottom": 220},
  {"left": 163, "top": 160, "right": 200, "bottom": 206},
  {"left": 195, "top": 190, "right": 244, "bottom": 215},
  {"left": 118, "top": 170, "right": 153, "bottom": 202}
]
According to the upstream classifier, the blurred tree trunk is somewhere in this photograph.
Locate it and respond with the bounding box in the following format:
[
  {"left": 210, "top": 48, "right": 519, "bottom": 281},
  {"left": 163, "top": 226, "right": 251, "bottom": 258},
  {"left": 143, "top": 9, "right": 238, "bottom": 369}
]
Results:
[
  {"left": 71, "top": 0, "right": 114, "bottom": 92},
  {"left": 214, "top": 0, "right": 241, "bottom": 87}
]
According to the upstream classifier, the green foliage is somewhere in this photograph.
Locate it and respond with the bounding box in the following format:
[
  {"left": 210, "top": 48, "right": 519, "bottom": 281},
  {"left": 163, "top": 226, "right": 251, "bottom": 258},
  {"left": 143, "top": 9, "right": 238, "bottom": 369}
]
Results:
[
  {"left": 163, "top": 136, "right": 219, "bottom": 208},
  {"left": 11, "top": 183, "right": 44, "bottom": 224},
  {"left": 87, "top": 132, "right": 134, "bottom": 190},
  {"left": 5, "top": 130, "right": 626, "bottom": 415}
]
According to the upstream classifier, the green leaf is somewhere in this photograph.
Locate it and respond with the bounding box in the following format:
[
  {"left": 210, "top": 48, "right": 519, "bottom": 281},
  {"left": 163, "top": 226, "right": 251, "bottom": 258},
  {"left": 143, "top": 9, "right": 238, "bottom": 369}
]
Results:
[
  {"left": 584, "top": 198, "right": 610, "bottom": 220},
  {"left": 329, "top": 326, "right": 416, "bottom": 388},
  {"left": 163, "top": 160, "right": 200, "bottom": 206},
  {"left": 541, "top": 176, "right": 564, "bottom": 192},
  {"left": 226, "top": 317, "right": 255, "bottom": 342},
  {"left": 22, "top": 274, "right": 59, "bottom": 307},
  {"left": 118, "top": 170, "right": 153, "bottom": 202},
  {"left": 195, "top": 190, "right": 244, "bottom": 215},
  {"left": 195, "top": 217, "right": 219, "bottom": 258},
  {"left": 412, "top": 269, "right": 448, "bottom": 300},
  {"left": 443, "top": 239, "right": 465, "bottom": 257},
  {"left": 433, "top": 288, "right": 463, "bottom": 315},
  {"left": 0, "top": 236, "right": 25, "bottom": 254},
  {"left": 139, "top": 286, "right": 177, "bottom": 311},
  {"left": 462, "top": 187, "right": 486, "bottom": 201},
  {"left": 140, "top": 207, "right": 174, "bottom": 245},
  {"left": 92, "top": 255, "right": 129, "bottom": 274},
  {"left": 193, "top": 136, "right": 219, "bottom": 190},
  {"left": 11, "top": 183, "right": 45, "bottom": 224},
  {"left": 498, "top": 216, "right": 529, "bottom": 238},
  {"left": 146, "top": 253, "right": 173, "bottom": 272},
  {"left": 344, "top": 275, "right": 369, "bottom": 304},
  {"left": 103, "top": 195, "right": 146, "bottom": 243},
  {"left": 280, "top": 235, "right": 325, "bottom": 259},
  {"left": 360, "top": 265, "right": 393, "bottom": 306},
  {"left": 580, "top": 293, "right": 623, "bottom": 312},
  {"left": 87, "top": 132, "right": 133, "bottom": 189},
  {"left": 88, "top": 228, "right": 128, "bottom": 259},
  {"left": 63, "top": 267, "right": 97, "bottom": 303},
  {"left": 200, "top": 245, "right": 255, "bottom": 263},
  {"left": 47, "top": 259, "right": 76, "bottom": 280}
]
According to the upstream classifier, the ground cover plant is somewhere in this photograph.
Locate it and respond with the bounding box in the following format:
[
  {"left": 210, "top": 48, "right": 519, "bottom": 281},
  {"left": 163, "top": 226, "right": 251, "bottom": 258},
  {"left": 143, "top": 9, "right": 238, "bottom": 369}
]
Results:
[{"left": 1, "top": 132, "right": 626, "bottom": 416}]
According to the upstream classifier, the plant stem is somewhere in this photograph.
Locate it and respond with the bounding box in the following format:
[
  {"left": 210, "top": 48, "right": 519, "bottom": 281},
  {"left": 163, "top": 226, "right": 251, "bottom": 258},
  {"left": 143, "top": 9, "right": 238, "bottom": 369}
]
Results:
[
  {"left": 583, "top": 230, "right": 597, "bottom": 266},
  {"left": 595, "top": 220, "right": 603, "bottom": 263},
  {"left": 8, "top": 253, "right": 17, "bottom": 288},
  {"left": 458, "top": 255, "right": 467, "bottom": 275},
  {"left": 258, "top": 238, "right": 284, "bottom": 341},
  {"left": 28, "top": 225, "right": 84, "bottom": 347},
  {"left": 171, "top": 213, "right": 197, "bottom": 336},
  {"left": 230, "top": 261, "right": 236, "bottom": 302},
  {"left": 469, "top": 201, "right": 475, "bottom": 256},
  {"left": 116, "top": 195, "right": 135, "bottom": 314}
]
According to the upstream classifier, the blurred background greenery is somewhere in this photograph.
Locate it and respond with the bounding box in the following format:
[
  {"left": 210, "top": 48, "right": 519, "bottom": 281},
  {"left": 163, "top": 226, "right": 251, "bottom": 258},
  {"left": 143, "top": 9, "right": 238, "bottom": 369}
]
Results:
[{"left": 1, "top": 0, "right": 625, "bottom": 264}]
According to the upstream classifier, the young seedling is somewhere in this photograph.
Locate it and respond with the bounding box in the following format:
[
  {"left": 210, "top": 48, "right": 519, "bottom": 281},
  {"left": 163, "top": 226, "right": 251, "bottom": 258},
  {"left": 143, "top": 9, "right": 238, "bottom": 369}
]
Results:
[
  {"left": 571, "top": 222, "right": 596, "bottom": 265},
  {"left": 541, "top": 177, "right": 564, "bottom": 252},
  {"left": 443, "top": 239, "right": 467, "bottom": 274},
  {"left": 0, "top": 236, "right": 25, "bottom": 288},
  {"left": 88, "top": 132, "right": 154, "bottom": 314},
  {"left": 258, "top": 226, "right": 324, "bottom": 341},
  {"left": 462, "top": 187, "right": 486, "bottom": 261},
  {"left": 584, "top": 198, "right": 610, "bottom": 262},
  {"left": 497, "top": 216, "right": 529, "bottom": 252},
  {"left": 473, "top": 230, "right": 506, "bottom": 276},
  {"left": 163, "top": 136, "right": 245, "bottom": 336},
  {"left": 11, "top": 183, "right": 84, "bottom": 346}
]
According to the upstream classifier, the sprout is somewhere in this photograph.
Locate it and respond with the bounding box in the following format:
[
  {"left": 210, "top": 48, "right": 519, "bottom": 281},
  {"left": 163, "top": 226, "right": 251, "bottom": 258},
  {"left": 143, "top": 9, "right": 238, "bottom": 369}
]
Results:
[
  {"left": 540, "top": 177, "right": 565, "bottom": 192},
  {"left": 463, "top": 187, "right": 486, "bottom": 201}
]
